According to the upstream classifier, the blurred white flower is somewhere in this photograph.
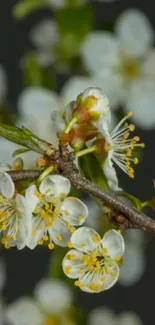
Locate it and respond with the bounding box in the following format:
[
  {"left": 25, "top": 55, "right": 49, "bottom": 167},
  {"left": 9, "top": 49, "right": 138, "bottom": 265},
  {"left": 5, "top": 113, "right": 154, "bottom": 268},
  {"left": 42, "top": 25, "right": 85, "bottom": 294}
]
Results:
[
  {"left": 88, "top": 307, "right": 142, "bottom": 325},
  {"left": 84, "top": 197, "right": 102, "bottom": 230},
  {"left": 30, "top": 19, "right": 59, "bottom": 67},
  {"left": 5, "top": 279, "right": 73, "bottom": 325},
  {"left": 119, "top": 229, "right": 146, "bottom": 286},
  {"left": 0, "top": 65, "right": 7, "bottom": 103},
  {"left": 0, "top": 172, "right": 31, "bottom": 249},
  {"left": 25, "top": 174, "right": 88, "bottom": 249},
  {"left": 17, "top": 86, "right": 59, "bottom": 146},
  {"left": 0, "top": 138, "right": 40, "bottom": 169},
  {"left": 81, "top": 9, "right": 155, "bottom": 129},
  {"left": 63, "top": 227, "right": 125, "bottom": 293}
]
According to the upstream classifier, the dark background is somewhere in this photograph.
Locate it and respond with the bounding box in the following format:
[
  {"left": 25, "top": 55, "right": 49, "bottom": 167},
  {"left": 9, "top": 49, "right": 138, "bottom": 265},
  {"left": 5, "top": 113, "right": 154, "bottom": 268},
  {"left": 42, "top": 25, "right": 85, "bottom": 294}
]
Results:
[{"left": 0, "top": 1, "right": 155, "bottom": 324}]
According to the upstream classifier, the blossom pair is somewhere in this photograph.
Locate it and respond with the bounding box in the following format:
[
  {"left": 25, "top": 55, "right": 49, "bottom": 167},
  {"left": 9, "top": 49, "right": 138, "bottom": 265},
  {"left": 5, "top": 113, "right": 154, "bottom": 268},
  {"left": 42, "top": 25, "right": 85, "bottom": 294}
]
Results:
[{"left": 0, "top": 170, "right": 88, "bottom": 250}]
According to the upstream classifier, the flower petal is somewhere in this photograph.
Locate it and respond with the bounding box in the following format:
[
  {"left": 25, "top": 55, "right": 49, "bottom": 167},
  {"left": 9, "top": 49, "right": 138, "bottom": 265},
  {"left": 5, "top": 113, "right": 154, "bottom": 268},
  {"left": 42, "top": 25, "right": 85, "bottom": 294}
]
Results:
[
  {"left": 34, "top": 278, "right": 73, "bottom": 314},
  {"left": 117, "top": 312, "right": 143, "bottom": 325},
  {"left": 61, "top": 197, "right": 88, "bottom": 226},
  {"left": 15, "top": 194, "right": 33, "bottom": 250},
  {"left": 70, "top": 227, "right": 101, "bottom": 253},
  {"left": 0, "top": 172, "right": 15, "bottom": 199},
  {"left": 40, "top": 175, "right": 71, "bottom": 197},
  {"left": 49, "top": 219, "right": 71, "bottom": 247},
  {"left": 102, "top": 229, "right": 125, "bottom": 259},
  {"left": 25, "top": 184, "right": 40, "bottom": 212},
  {"left": 101, "top": 263, "right": 120, "bottom": 290},
  {"left": 115, "top": 9, "right": 154, "bottom": 57},
  {"left": 0, "top": 163, "right": 11, "bottom": 172},
  {"left": 5, "top": 298, "right": 44, "bottom": 325},
  {"left": 119, "top": 245, "right": 145, "bottom": 286},
  {"left": 0, "top": 138, "right": 20, "bottom": 165},
  {"left": 124, "top": 79, "right": 155, "bottom": 129},
  {"left": 103, "top": 151, "right": 121, "bottom": 192},
  {"left": 142, "top": 49, "right": 155, "bottom": 78},
  {"left": 81, "top": 31, "right": 120, "bottom": 74},
  {"left": 30, "top": 19, "right": 59, "bottom": 48},
  {"left": 62, "top": 249, "right": 85, "bottom": 279}
]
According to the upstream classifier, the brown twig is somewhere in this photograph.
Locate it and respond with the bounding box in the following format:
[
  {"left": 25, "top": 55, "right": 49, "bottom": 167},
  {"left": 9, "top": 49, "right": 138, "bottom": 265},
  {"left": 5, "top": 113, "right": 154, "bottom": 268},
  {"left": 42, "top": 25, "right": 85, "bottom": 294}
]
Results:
[{"left": 8, "top": 146, "right": 155, "bottom": 234}]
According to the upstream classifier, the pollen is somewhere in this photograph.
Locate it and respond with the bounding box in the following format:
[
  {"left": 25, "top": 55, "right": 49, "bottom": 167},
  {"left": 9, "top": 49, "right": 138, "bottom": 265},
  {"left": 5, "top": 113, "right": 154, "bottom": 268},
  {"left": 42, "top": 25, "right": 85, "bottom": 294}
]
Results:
[
  {"left": 60, "top": 193, "right": 66, "bottom": 199},
  {"left": 65, "top": 266, "right": 72, "bottom": 275},
  {"left": 57, "top": 235, "right": 62, "bottom": 241},
  {"left": 92, "top": 236, "right": 101, "bottom": 243},
  {"left": 74, "top": 280, "right": 82, "bottom": 287},
  {"left": 68, "top": 241, "right": 74, "bottom": 248},
  {"left": 67, "top": 254, "right": 77, "bottom": 260},
  {"left": 127, "top": 111, "right": 133, "bottom": 117},
  {"left": 105, "top": 267, "right": 111, "bottom": 275},
  {"left": 115, "top": 255, "right": 121, "bottom": 262},
  {"left": 35, "top": 192, "right": 43, "bottom": 199},
  {"left": 81, "top": 242, "right": 87, "bottom": 247},
  {"left": 48, "top": 243, "right": 55, "bottom": 250}
]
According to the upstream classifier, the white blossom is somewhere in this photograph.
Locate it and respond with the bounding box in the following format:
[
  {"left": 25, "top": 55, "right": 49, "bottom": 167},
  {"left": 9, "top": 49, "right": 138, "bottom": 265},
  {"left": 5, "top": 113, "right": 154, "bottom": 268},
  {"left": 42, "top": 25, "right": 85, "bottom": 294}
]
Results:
[
  {"left": 81, "top": 9, "right": 155, "bottom": 129},
  {"left": 25, "top": 174, "right": 88, "bottom": 249},
  {"left": 63, "top": 227, "right": 125, "bottom": 293},
  {"left": 0, "top": 172, "right": 31, "bottom": 249},
  {"left": 95, "top": 112, "right": 144, "bottom": 191},
  {"left": 5, "top": 279, "right": 73, "bottom": 325},
  {"left": 30, "top": 19, "right": 59, "bottom": 67},
  {"left": 88, "top": 307, "right": 142, "bottom": 325},
  {"left": 47, "top": 0, "right": 87, "bottom": 10},
  {"left": 119, "top": 229, "right": 146, "bottom": 286}
]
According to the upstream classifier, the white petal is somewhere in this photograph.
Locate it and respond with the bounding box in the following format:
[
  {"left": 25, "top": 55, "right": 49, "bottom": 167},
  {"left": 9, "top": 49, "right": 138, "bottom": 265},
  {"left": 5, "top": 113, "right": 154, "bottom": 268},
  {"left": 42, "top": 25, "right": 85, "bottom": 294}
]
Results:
[
  {"left": 49, "top": 219, "right": 71, "bottom": 246},
  {"left": 102, "top": 263, "right": 120, "bottom": 290},
  {"left": 25, "top": 184, "right": 40, "bottom": 212},
  {"left": 17, "top": 87, "right": 59, "bottom": 121},
  {"left": 0, "top": 258, "right": 5, "bottom": 293},
  {"left": 102, "top": 229, "right": 125, "bottom": 259},
  {"left": 51, "top": 110, "right": 66, "bottom": 134},
  {"left": 62, "top": 249, "right": 84, "bottom": 279},
  {"left": 115, "top": 9, "right": 153, "bottom": 57},
  {"left": 61, "top": 197, "right": 88, "bottom": 226},
  {"left": 0, "top": 172, "right": 15, "bottom": 199},
  {"left": 35, "top": 49, "right": 54, "bottom": 67},
  {"left": 117, "top": 312, "right": 143, "bottom": 325},
  {"left": 0, "top": 65, "right": 7, "bottom": 103},
  {"left": 34, "top": 278, "right": 73, "bottom": 314},
  {"left": 70, "top": 227, "right": 101, "bottom": 253},
  {"left": 84, "top": 198, "right": 102, "bottom": 230},
  {"left": 88, "top": 307, "right": 115, "bottom": 325},
  {"left": 5, "top": 298, "right": 44, "bottom": 325},
  {"left": 142, "top": 50, "right": 155, "bottom": 78},
  {"left": 125, "top": 79, "right": 155, "bottom": 129},
  {"left": 103, "top": 151, "right": 121, "bottom": 192},
  {"left": 60, "top": 76, "right": 96, "bottom": 108},
  {"left": 15, "top": 194, "right": 33, "bottom": 250},
  {"left": 30, "top": 19, "right": 59, "bottom": 48},
  {"left": 0, "top": 163, "right": 11, "bottom": 172},
  {"left": 119, "top": 245, "right": 145, "bottom": 286},
  {"left": 40, "top": 175, "right": 71, "bottom": 197},
  {"left": 47, "top": 0, "right": 65, "bottom": 9},
  {"left": 26, "top": 225, "right": 44, "bottom": 250},
  {"left": 81, "top": 31, "right": 120, "bottom": 74}
]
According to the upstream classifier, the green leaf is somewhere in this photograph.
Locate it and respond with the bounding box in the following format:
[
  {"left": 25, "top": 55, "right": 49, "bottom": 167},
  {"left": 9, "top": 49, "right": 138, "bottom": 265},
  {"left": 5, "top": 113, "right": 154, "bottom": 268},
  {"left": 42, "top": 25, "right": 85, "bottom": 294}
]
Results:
[
  {"left": 13, "top": 0, "right": 47, "bottom": 20},
  {"left": 23, "top": 52, "right": 44, "bottom": 86},
  {"left": 78, "top": 153, "right": 109, "bottom": 191},
  {"left": 56, "top": 6, "right": 93, "bottom": 59},
  {"left": 117, "top": 192, "right": 142, "bottom": 211},
  {"left": 12, "top": 148, "right": 31, "bottom": 158}
]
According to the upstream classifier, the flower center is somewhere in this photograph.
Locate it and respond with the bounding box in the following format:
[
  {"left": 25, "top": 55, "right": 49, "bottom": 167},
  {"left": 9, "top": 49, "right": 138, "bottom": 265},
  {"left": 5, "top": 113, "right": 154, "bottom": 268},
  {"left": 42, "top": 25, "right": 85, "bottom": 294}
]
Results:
[
  {"left": 0, "top": 194, "right": 21, "bottom": 248},
  {"left": 122, "top": 58, "right": 140, "bottom": 80}
]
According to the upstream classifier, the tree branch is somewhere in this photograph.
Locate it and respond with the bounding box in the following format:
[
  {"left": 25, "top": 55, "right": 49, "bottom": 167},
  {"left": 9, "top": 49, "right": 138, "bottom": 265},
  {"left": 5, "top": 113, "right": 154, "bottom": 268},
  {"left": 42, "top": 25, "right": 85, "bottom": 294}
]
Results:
[{"left": 8, "top": 146, "right": 155, "bottom": 234}]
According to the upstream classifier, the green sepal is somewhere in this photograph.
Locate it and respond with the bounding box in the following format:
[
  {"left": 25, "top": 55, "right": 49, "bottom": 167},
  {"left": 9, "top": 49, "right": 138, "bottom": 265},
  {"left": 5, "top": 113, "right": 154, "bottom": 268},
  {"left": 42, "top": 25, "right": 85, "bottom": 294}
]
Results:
[{"left": 12, "top": 148, "right": 31, "bottom": 157}]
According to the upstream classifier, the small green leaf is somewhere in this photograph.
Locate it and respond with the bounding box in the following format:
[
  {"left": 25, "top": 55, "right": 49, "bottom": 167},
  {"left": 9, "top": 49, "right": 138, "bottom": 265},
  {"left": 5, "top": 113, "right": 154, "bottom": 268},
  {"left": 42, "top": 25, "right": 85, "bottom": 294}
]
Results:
[
  {"left": 56, "top": 6, "right": 93, "bottom": 59},
  {"left": 117, "top": 192, "right": 142, "bottom": 211},
  {"left": 13, "top": 0, "right": 47, "bottom": 20},
  {"left": 78, "top": 153, "right": 109, "bottom": 191},
  {"left": 12, "top": 148, "right": 31, "bottom": 158}
]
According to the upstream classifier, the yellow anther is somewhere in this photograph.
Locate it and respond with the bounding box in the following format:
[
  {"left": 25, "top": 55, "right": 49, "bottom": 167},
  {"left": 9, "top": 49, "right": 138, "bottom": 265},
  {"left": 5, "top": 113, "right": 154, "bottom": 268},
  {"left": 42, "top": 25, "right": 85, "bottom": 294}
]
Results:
[
  {"left": 81, "top": 242, "right": 87, "bottom": 247},
  {"left": 65, "top": 266, "right": 72, "bottom": 275},
  {"left": 105, "top": 267, "right": 111, "bottom": 275},
  {"left": 68, "top": 241, "right": 74, "bottom": 248},
  {"left": 70, "top": 226, "right": 76, "bottom": 233},
  {"left": 38, "top": 240, "right": 44, "bottom": 245},
  {"left": 113, "top": 271, "right": 119, "bottom": 279},
  {"left": 57, "top": 235, "right": 62, "bottom": 241},
  {"left": 127, "top": 111, "right": 133, "bottom": 117},
  {"left": 134, "top": 158, "right": 139, "bottom": 164},
  {"left": 78, "top": 269, "right": 85, "bottom": 275},
  {"left": 101, "top": 276, "right": 107, "bottom": 282},
  {"left": 92, "top": 236, "right": 101, "bottom": 243},
  {"left": 32, "top": 230, "right": 37, "bottom": 237},
  {"left": 115, "top": 255, "right": 121, "bottom": 262},
  {"left": 35, "top": 192, "right": 43, "bottom": 199},
  {"left": 65, "top": 210, "right": 70, "bottom": 216},
  {"left": 90, "top": 283, "right": 98, "bottom": 290},
  {"left": 60, "top": 193, "right": 66, "bottom": 199},
  {"left": 43, "top": 235, "right": 49, "bottom": 241},
  {"left": 129, "top": 124, "right": 135, "bottom": 131},
  {"left": 67, "top": 254, "right": 77, "bottom": 260},
  {"left": 69, "top": 197, "right": 75, "bottom": 201},
  {"left": 48, "top": 243, "right": 55, "bottom": 250},
  {"left": 103, "top": 248, "right": 108, "bottom": 254},
  {"left": 134, "top": 136, "right": 140, "bottom": 142},
  {"left": 74, "top": 280, "right": 82, "bottom": 287},
  {"left": 79, "top": 215, "right": 84, "bottom": 222}
]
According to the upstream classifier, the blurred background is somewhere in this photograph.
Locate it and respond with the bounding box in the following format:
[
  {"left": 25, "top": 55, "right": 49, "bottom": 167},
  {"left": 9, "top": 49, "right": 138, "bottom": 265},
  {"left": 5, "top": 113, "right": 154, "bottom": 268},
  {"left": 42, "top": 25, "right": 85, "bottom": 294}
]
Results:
[{"left": 0, "top": 1, "right": 155, "bottom": 324}]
